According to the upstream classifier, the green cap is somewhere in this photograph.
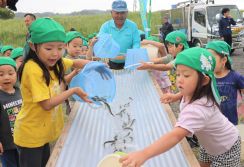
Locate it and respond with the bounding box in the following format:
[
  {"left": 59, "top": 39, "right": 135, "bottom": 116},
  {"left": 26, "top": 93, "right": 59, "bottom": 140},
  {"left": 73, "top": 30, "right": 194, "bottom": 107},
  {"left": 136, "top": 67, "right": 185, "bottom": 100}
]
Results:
[
  {"left": 165, "top": 31, "right": 189, "bottom": 49},
  {"left": 88, "top": 32, "right": 97, "bottom": 39},
  {"left": 175, "top": 47, "right": 220, "bottom": 104},
  {"left": 10, "top": 47, "right": 23, "bottom": 59},
  {"left": 0, "top": 57, "right": 16, "bottom": 69},
  {"left": 83, "top": 40, "right": 88, "bottom": 46},
  {"left": 29, "top": 18, "right": 66, "bottom": 44},
  {"left": 206, "top": 40, "right": 232, "bottom": 68},
  {"left": 65, "top": 31, "right": 83, "bottom": 44},
  {"left": 1, "top": 45, "right": 14, "bottom": 53},
  {"left": 146, "top": 36, "right": 160, "bottom": 42}
]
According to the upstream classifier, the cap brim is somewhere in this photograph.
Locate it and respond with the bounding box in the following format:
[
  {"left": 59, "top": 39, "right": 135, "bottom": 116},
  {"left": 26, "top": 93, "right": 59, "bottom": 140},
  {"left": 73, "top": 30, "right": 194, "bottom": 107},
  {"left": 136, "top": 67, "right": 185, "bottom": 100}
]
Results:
[{"left": 112, "top": 9, "right": 128, "bottom": 12}]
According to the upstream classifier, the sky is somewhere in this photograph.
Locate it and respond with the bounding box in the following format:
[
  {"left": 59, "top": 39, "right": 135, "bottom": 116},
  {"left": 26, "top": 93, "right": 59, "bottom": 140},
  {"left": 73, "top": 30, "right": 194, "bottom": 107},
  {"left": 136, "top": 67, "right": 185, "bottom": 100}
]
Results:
[{"left": 16, "top": 0, "right": 244, "bottom": 14}]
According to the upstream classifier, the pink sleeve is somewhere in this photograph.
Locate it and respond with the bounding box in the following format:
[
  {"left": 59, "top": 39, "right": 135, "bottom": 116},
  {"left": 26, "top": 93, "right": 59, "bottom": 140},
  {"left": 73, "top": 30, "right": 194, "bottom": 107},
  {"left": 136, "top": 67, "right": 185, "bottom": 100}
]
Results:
[{"left": 175, "top": 105, "right": 207, "bottom": 136}]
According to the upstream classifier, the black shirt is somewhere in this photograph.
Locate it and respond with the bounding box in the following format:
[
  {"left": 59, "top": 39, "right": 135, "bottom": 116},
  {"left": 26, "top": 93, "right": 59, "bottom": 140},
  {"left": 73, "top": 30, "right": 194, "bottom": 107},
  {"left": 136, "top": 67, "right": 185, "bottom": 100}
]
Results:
[
  {"left": 160, "top": 22, "right": 174, "bottom": 41},
  {"left": 219, "top": 17, "right": 236, "bottom": 37},
  {"left": 0, "top": 87, "right": 22, "bottom": 150}
]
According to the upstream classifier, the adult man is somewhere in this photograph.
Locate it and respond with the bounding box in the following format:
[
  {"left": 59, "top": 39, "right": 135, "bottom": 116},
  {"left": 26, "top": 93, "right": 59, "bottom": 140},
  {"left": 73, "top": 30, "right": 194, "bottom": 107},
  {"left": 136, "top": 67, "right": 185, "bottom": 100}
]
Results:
[
  {"left": 99, "top": 0, "right": 140, "bottom": 70},
  {"left": 24, "top": 13, "right": 36, "bottom": 28},
  {"left": 219, "top": 8, "right": 236, "bottom": 51},
  {"left": 160, "top": 16, "right": 174, "bottom": 43},
  {"left": 23, "top": 13, "right": 36, "bottom": 58}
]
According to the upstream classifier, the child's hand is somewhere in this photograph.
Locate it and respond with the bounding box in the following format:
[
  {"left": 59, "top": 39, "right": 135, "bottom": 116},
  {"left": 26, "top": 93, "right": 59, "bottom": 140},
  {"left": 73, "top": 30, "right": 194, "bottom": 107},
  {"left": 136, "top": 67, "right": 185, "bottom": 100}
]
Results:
[
  {"left": 0, "top": 142, "right": 4, "bottom": 155},
  {"left": 161, "top": 93, "right": 175, "bottom": 103},
  {"left": 119, "top": 151, "right": 147, "bottom": 167},
  {"left": 89, "top": 37, "right": 98, "bottom": 47},
  {"left": 75, "top": 88, "right": 92, "bottom": 103},
  {"left": 137, "top": 62, "right": 152, "bottom": 70},
  {"left": 141, "top": 39, "right": 150, "bottom": 45}
]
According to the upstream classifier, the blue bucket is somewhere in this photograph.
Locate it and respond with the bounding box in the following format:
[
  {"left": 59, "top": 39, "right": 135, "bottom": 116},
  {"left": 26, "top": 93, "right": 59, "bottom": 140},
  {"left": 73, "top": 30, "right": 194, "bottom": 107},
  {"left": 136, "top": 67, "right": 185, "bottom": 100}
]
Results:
[
  {"left": 124, "top": 48, "right": 150, "bottom": 70},
  {"left": 69, "top": 61, "right": 116, "bottom": 104},
  {"left": 94, "top": 33, "right": 120, "bottom": 59}
]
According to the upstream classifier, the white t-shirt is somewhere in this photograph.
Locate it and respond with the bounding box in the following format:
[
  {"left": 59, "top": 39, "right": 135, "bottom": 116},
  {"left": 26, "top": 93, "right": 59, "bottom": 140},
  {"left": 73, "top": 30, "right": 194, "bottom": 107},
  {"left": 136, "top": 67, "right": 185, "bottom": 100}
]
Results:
[{"left": 175, "top": 97, "right": 239, "bottom": 156}]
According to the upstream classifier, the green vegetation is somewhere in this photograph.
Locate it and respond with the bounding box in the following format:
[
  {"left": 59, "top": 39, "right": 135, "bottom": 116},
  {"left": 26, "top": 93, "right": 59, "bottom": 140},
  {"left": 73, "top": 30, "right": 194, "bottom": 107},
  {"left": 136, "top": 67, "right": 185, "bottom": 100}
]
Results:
[
  {"left": 0, "top": 12, "right": 161, "bottom": 47},
  {"left": 0, "top": 8, "right": 15, "bottom": 19}
]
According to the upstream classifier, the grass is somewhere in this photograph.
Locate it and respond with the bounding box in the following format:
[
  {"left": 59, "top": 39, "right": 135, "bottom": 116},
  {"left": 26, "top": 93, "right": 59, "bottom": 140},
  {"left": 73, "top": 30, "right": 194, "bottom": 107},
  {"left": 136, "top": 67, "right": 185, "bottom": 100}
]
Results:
[{"left": 0, "top": 12, "right": 161, "bottom": 47}]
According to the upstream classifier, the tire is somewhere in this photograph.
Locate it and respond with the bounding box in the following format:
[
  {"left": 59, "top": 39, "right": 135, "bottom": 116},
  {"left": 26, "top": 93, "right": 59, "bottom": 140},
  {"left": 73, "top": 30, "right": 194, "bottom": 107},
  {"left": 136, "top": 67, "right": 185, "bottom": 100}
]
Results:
[{"left": 193, "top": 39, "right": 201, "bottom": 47}]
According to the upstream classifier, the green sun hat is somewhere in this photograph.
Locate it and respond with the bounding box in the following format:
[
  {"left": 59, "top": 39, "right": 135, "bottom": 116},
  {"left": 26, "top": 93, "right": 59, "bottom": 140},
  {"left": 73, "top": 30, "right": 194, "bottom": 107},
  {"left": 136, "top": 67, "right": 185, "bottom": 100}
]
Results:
[
  {"left": 65, "top": 31, "right": 84, "bottom": 44},
  {"left": 10, "top": 47, "right": 23, "bottom": 59},
  {"left": 0, "top": 57, "right": 16, "bottom": 69},
  {"left": 29, "top": 18, "right": 66, "bottom": 44},
  {"left": 146, "top": 36, "right": 160, "bottom": 42},
  {"left": 206, "top": 40, "right": 232, "bottom": 68},
  {"left": 83, "top": 40, "right": 88, "bottom": 46},
  {"left": 165, "top": 31, "right": 189, "bottom": 49},
  {"left": 88, "top": 32, "right": 97, "bottom": 39},
  {"left": 1, "top": 45, "right": 14, "bottom": 53},
  {"left": 175, "top": 47, "right": 220, "bottom": 104}
]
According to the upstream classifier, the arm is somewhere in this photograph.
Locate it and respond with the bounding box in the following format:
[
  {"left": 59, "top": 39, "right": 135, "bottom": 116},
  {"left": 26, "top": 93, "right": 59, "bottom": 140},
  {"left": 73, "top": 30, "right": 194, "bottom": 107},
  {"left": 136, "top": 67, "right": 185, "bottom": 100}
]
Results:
[
  {"left": 86, "top": 37, "right": 98, "bottom": 60},
  {"left": 39, "top": 87, "right": 91, "bottom": 111},
  {"left": 0, "top": 142, "right": 3, "bottom": 155},
  {"left": 240, "top": 89, "right": 244, "bottom": 104},
  {"left": 168, "top": 24, "right": 174, "bottom": 32},
  {"left": 64, "top": 68, "right": 80, "bottom": 84},
  {"left": 141, "top": 40, "right": 167, "bottom": 57},
  {"left": 218, "top": 19, "right": 224, "bottom": 37},
  {"left": 160, "top": 92, "right": 183, "bottom": 104},
  {"left": 72, "top": 59, "right": 90, "bottom": 69},
  {"left": 0, "top": 112, "right": 3, "bottom": 154},
  {"left": 137, "top": 62, "right": 173, "bottom": 71},
  {"left": 110, "top": 55, "right": 125, "bottom": 61},
  {"left": 230, "top": 17, "right": 236, "bottom": 25},
  {"left": 120, "top": 127, "right": 189, "bottom": 167}
]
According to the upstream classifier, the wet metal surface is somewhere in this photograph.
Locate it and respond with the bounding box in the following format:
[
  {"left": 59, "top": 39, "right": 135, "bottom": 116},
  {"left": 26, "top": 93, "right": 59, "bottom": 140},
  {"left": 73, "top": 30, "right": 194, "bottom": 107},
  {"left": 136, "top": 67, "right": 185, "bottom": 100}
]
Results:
[{"left": 55, "top": 70, "right": 190, "bottom": 167}]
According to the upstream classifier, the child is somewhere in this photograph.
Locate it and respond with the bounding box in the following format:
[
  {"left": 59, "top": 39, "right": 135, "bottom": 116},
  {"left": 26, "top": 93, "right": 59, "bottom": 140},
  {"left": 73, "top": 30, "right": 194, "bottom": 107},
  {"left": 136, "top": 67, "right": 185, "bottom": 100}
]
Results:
[
  {"left": 13, "top": 18, "right": 92, "bottom": 167},
  {"left": 137, "top": 31, "right": 189, "bottom": 93},
  {"left": 140, "top": 37, "right": 171, "bottom": 93},
  {"left": 65, "top": 31, "right": 86, "bottom": 59},
  {"left": 1, "top": 45, "right": 14, "bottom": 57},
  {"left": 10, "top": 47, "right": 23, "bottom": 70},
  {"left": 120, "top": 48, "right": 241, "bottom": 167},
  {"left": 0, "top": 57, "right": 22, "bottom": 167},
  {"left": 206, "top": 40, "right": 244, "bottom": 125}
]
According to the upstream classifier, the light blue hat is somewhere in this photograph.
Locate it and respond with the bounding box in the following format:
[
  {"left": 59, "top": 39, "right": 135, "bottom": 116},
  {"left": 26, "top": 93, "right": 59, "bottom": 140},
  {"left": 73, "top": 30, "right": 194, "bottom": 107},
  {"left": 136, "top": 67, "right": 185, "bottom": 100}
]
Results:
[{"left": 112, "top": 0, "right": 128, "bottom": 12}]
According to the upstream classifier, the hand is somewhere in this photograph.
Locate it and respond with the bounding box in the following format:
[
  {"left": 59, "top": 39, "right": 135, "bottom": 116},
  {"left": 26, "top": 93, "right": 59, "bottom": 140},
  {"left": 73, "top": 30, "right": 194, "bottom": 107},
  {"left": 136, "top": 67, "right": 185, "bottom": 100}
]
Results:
[
  {"left": 94, "top": 65, "right": 112, "bottom": 80},
  {"left": 141, "top": 39, "right": 150, "bottom": 45},
  {"left": 75, "top": 88, "right": 92, "bottom": 103},
  {"left": 0, "top": 142, "right": 4, "bottom": 155},
  {"left": 160, "top": 93, "right": 176, "bottom": 103},
  {"left": 137, "top": 62, "right": 152, "bottom": 70},
  {"left": 89, "top": 37, "right": 98, "bottom": 47},
  {"left": 227, "top": 15, "right": 232, "bottom": 18},
  {"left": 119, "top": 151, "right": 147, "bottom": 167},
  {"left": 73, "top": 68, "right": 81, "bottom": 75}
]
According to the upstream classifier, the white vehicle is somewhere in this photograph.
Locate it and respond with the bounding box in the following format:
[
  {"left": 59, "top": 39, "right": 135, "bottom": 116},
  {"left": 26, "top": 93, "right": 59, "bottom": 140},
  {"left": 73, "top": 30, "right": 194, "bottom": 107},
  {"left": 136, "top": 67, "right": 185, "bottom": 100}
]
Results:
[{"left": 162, "top": 0, "right": 244, "bottom": 50}]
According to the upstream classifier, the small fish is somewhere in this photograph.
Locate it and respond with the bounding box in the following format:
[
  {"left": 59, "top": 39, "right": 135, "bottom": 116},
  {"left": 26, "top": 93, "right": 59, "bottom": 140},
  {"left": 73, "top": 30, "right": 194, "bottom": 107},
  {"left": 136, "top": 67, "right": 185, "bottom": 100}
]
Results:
[{"left": 91, "top": 96, "right": 114, "bottom": 116}]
